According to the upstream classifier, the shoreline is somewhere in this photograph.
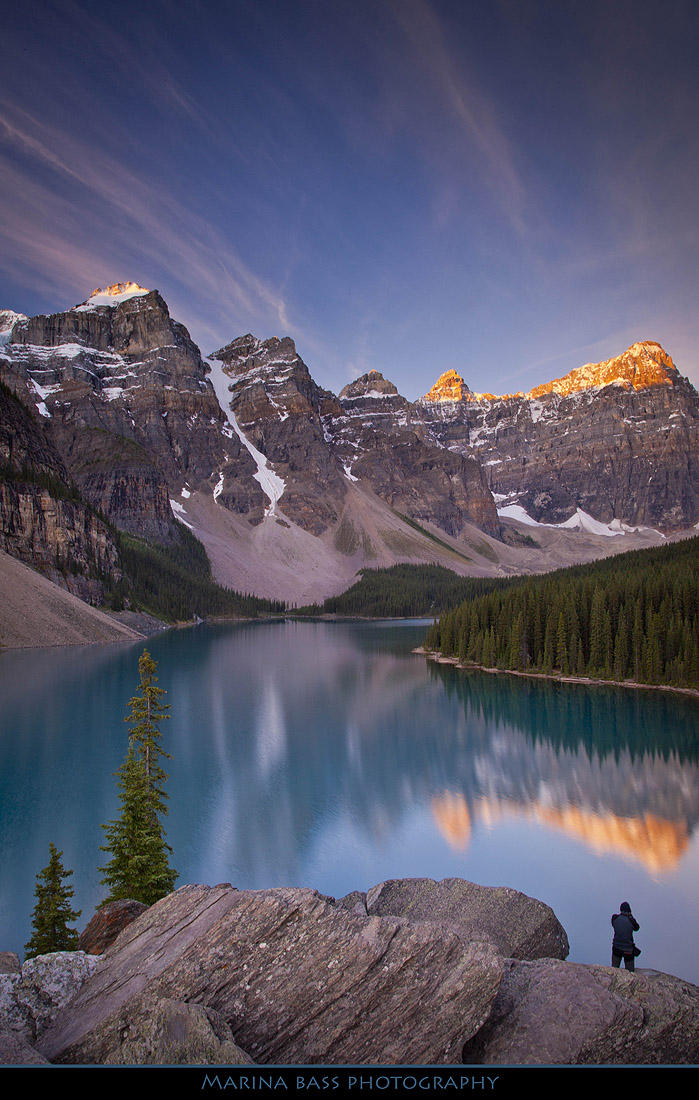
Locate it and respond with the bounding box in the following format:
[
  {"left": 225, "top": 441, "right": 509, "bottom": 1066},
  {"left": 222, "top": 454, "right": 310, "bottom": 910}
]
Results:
[{"left": 414, "top": 647, "right": 699, "bottom": 700}]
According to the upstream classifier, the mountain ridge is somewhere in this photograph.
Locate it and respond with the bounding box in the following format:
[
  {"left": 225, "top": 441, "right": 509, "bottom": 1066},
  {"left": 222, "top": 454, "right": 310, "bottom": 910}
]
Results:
[
  {"left": 2, "top": 285, "right": 697, "bottom": 618},
  {"left": 422, "top": 340, "right": 679, "bottom": 403},
  {"left": 417, "top": 339, "right": 699, "bottom": 531}
]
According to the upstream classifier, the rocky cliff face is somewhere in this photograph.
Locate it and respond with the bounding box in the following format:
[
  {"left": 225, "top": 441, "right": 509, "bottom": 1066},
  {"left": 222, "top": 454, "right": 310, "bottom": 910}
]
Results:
[
  {"left": 328, "top": 369, "right": 499, "bottom": 537},
  {"left": 0, "top": 288, "right": 509, "bottom": 612},
  {"left": 419, "top": 341, "right": 699, "bottom": 530},
  {"left": 3, "top": 283, "right": 698, "bottom": 611},
  {"left": 209, "top": 339, "right": 499, "bottom": 538},
  {"left": 0, "top": 286, "right": 260, "bottom": 540},
  {"left": 209, "top": 334, "right": 346, "bottom": 534},
  {"left": 0, "top": 382, "right": 121, "bottom": 602},
  {"left": 3, "top": 292, "right": 500, "bottom": 550}
]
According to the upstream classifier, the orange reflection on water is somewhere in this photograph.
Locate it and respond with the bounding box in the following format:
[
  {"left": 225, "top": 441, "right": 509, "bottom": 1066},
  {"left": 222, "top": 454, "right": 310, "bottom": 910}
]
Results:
[
  {"left": 431, "top": 792, "right": 472, "bottom": 848},
  {"left": 431, "top": 791, "right": 688, "bottom": 872}
]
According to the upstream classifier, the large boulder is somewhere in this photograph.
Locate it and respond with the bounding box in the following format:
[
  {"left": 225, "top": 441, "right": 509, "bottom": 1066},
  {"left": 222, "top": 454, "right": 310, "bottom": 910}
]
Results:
[
  {"left": 36, "top": 882, "right": 504, "bottom": 1066},
  {"left": 0, "top": 951, "right": 101, "bottom": 1043},
  {"left": 359, "top": 877, "right": 569, "bottom": 961},
  {"left": 461, "top": 958, "right": 699, "bottom": 1065},
  {"left": 106, "top": 998, "right": 254, "bottom": 1065},
  {"left": 8, "top": 878, "right": 699, "bottom": 1066},
  {"left": 79, "top": 899, "right": 148, "bottom": 955}
]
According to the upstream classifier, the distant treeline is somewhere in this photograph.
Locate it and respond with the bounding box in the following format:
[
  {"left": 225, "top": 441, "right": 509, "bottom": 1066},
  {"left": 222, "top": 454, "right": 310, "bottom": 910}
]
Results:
[
  {"left": 297, "top": 563, "right": 508, "bottom": 618},
  {"left": 427, "top": 660, "right": 699, "bottom": 762},
  {"left": 424, "top": 537, "right": 699, "bottom": 690},
  {"left": 110, "top": 525, "right": 286, "bottom": 622}
]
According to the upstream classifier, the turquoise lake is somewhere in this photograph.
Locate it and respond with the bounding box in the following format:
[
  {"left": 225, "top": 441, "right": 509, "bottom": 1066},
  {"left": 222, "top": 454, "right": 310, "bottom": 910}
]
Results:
[{"left": 1, "top": 618, "right": 698, "bottom": 984}]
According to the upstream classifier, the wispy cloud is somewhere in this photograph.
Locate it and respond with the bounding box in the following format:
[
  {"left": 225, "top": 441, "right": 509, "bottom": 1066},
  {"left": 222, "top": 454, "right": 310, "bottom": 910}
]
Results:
[
  {"left": 0, "top": 101, "right": 294, "bottom": 345},
  {"left": 385, "top": 0, "right": 528, "bottom": 237},
  {"left": 38, "top": 0, "right": 220, "bottom": 142}
]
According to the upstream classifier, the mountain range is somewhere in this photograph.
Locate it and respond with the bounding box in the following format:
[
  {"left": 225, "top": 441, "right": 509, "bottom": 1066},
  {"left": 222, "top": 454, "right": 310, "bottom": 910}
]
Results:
[{"left": 1, "top": 282, "right": 698, "bottom": 615}]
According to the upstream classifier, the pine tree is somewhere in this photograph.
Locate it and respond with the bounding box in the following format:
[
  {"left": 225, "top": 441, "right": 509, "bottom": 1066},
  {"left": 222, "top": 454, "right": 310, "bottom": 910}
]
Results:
[
  {"left": 25, "top": 843, "right": 81, "bottom": 959},
  {"left": 99, "top": 650, "right": 177, "bottom": 906}
]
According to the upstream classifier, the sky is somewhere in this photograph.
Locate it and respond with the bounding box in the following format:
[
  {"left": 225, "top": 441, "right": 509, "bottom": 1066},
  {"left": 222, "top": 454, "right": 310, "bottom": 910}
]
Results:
[{"left": 1, "top": 0, "right": 698, "bottom": 400}]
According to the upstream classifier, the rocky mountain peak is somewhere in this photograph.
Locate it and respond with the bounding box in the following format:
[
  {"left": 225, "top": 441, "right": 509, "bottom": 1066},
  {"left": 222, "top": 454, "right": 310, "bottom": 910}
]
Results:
[
  {"left": 422, "top": 369, "right": 473, "bottom": 404},
  {"left": 421, "top": 341, "right": 678, "bottom": 407},
  {"left": 527, "top": 340, "right": 678, "bottom": 400},
  {"left": 72, "top": 283, "right": 151, "bottom": 311},
  {"left": 339, "top": 370, "right": 399, "bottom": 401},
  {"left": 417, "top": 338, "right": 698, "bottom": 531},
  {"left": 0, "top": 310, "right": 28, "bottom": 341},
  {"left": 211, "top": 334, "right": 299, "bottom": 376},
  {"left": 0, "top": 283, "right": 248, "bottom": 540}
]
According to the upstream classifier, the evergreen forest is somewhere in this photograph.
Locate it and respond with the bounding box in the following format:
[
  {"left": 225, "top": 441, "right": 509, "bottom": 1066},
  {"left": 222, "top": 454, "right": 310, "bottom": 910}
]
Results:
[
  {"left": 109, "top": 524, "right": 286, "bottom": 622},
  {"left": 423, "top": 537, "right": 699, "bottom": 690},
  {"left": 298, "top": 563, "right": 507, "bottom": 618}
]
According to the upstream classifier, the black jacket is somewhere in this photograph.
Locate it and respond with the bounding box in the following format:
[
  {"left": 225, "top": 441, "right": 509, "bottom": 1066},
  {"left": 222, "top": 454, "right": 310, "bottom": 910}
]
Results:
[{"left": 611, "top": 911, "right": 640, "bottom": 953}]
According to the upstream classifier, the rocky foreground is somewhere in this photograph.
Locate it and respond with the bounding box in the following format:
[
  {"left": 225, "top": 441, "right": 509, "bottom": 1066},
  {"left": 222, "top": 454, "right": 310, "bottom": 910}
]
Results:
[{"left": 1, "top": 877, "right": 698, "bottom": 1066}]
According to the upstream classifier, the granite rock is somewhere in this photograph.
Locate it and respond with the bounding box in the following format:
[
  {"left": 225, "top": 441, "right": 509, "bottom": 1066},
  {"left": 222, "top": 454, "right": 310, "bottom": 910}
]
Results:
[
  {"left": 461, "top": 957, "right": 699, "bottom": 1065},
  {"left": 0, "top": 953, "right": 21, "bottom": 975},
  {"left": 361, "top": 876, "right": 569, "bottom": 961},
  {"left": 37, "top": 882, "right": 504, "bottom": 1066},
  {"left": 2, "top": 951, "right": 101, "bottom": 1043},
  {"left": 105, "top": 997, "right": 254, "bottom": 1066},
  {"left": 0, "top": 1026, "right": 51, "bottom": 1065}
]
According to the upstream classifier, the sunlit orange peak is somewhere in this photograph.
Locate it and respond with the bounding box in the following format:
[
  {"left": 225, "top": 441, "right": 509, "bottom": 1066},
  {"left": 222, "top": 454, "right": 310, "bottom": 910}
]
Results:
[
  {"left": 527, "top": 341, "right": 677, "bottom": 399},
  {"left": 90, "top": 282, "right": 150, "bottom": 298},
  {"left": 423, "top": 369, "right": 472, "bottom": 403},
  {"left": 421, "top": 341, "right": 677, "bottom": 405}
]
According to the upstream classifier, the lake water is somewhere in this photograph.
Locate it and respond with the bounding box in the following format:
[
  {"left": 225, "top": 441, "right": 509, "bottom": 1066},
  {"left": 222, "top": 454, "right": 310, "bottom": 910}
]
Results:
[{"left": 1, "top": 619, "right": 698, "bottom": 985}]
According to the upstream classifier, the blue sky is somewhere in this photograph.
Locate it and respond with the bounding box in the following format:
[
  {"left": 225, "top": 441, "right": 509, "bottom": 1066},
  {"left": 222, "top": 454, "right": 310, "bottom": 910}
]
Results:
[{"left": 1, "top": 0, "right": 698, "bottom": 399}]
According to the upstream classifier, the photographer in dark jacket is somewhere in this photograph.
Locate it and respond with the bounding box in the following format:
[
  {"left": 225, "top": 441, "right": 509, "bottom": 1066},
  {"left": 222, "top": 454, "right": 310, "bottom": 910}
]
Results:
[{"left": 611, "top": 901, "right": 640, "bottom": 971}]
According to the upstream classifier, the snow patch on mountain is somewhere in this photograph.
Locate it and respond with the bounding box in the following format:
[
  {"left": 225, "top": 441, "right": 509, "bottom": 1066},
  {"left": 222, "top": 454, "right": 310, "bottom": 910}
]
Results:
[
  {"left": 207, "top": 355, "right": 286, "bottom": 516},
  {"left": 0, "top": 310, "right": 28, "bottom": 344},
  {"left": 497, "top": 502, "right": 663, "bottom": 538},
  {"left": 27, "top": 377, "right": 59, "bottom": 417},
  {"left": 72, "top": 283, "right": 151, "bottom": 311},
  {"left": 169, "top": 499, "right": 195, "bottom": 530}
]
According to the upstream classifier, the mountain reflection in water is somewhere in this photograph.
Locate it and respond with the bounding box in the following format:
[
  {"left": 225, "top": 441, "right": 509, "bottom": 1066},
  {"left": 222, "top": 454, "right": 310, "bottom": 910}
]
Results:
[
  {"left": 425, "top": 663, "right": 698, "bottom": 873},
  {"left": 1, "top": 619, "right": 697, "bottom": 984}
]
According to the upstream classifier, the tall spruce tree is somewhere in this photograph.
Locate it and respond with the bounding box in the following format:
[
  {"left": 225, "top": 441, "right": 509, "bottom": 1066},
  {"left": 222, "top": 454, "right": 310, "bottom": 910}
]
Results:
[
  {"left": 25, "top": 843, "right": 81, "bottom": 959},
  {"left": 99, "top": 650, "right": 177, "bottom": 906}
]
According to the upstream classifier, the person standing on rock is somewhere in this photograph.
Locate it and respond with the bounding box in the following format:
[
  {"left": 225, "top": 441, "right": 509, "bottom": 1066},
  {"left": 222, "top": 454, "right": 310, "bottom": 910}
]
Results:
[{"left": 611, "top": 901, "right": 640, "bottom": 970}]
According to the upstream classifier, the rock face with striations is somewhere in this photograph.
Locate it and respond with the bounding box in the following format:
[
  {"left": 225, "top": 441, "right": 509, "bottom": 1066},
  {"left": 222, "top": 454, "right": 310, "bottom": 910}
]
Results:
[
  {"left": 419, "top": 341, "right": 699, "bottom": 531},
  {"left": 0, "top": 380, "right": 121, "bottom": 603},
  {"left": 2, "top": 877, "right": 696, "bottom": 1066},
  {"left": 460, "top": 957, "right": 699, "bottom": 1065},
  {"left": 209, "top": 339, "right": 499, "bottom": 539},
  {"left": 36, "top": 882, "right": 505, "bottom": 1066},
  {"left": 209, "top": 335, "right": 347, "bottom": 534},
  {"left": 0, "top": 286, "right": 260, "bottom": 540},
  {"left": 328, "top": 370, "right": 500, "bottom": 538},
  {"left": 4, "top": 285, "right": 699, "bottom": 610}
]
